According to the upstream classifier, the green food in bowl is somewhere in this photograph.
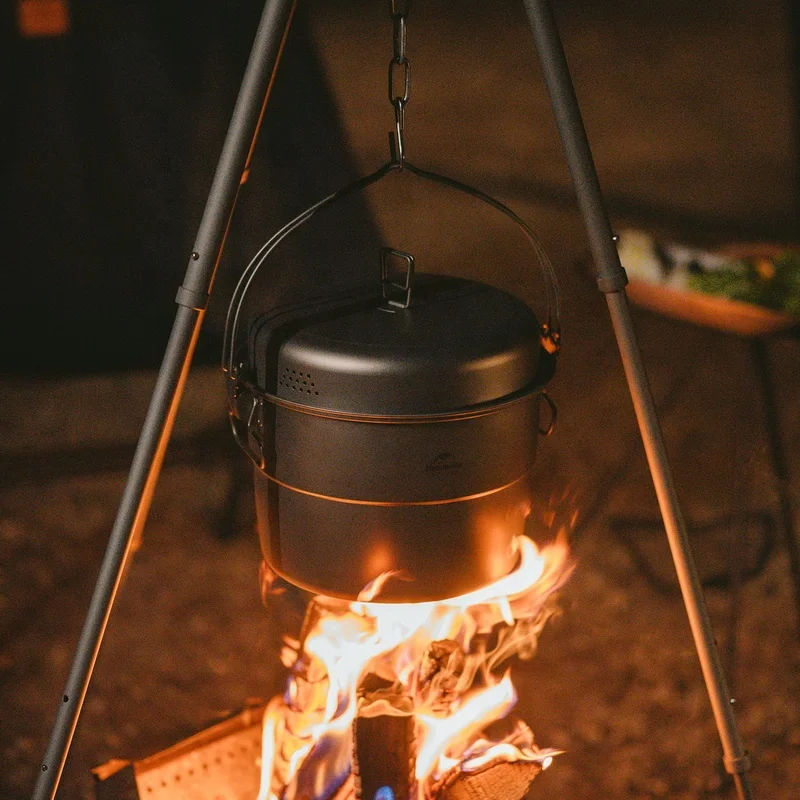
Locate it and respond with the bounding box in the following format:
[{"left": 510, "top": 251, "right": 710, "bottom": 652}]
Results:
[{"left": 687, "top": 251, "right": 800, "bottom": 315}]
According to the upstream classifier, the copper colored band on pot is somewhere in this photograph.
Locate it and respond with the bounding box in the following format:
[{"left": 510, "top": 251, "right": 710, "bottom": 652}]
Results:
[{"left": 258, "top": 470, "right": 532, "bottom": 507}]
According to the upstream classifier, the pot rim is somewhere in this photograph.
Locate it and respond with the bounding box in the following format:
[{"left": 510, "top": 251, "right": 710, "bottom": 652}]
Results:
[{"left": 231, "top": 349, "right": 556, "bottom": 425}]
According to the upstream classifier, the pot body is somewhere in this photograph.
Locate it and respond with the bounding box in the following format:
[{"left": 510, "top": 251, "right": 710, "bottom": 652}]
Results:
[
  {"left": 232, "top": 274, "right": 556, "bottom": 602},
  {"left": 254, "top": 392, "right": 541, "bottom": 600}
]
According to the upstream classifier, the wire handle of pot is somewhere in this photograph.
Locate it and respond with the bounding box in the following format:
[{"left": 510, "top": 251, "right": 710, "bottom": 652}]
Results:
[{"left": 223, "top": 160, "right": 561, "bottom": 382}]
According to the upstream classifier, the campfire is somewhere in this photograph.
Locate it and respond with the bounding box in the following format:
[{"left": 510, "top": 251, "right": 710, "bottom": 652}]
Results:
[{"left": 256, "top": 534, "right": 571, "bottom": 800}]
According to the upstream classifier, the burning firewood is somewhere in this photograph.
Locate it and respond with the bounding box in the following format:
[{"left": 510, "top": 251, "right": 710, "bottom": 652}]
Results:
[
  {"left": 255, "top": 538, "right": 568, "bottom": 800},
  {"left": 353, "top": 674, "right": 416, "bottom": 800},
  {"left": 331, "top": 775, "right": 356, "bottom": 800},
  {"left": 417, "top": 640, "right": 466, "bottom": 713},
  {"left": 434, "top": 759, "right": 543, "bottom": 800}
]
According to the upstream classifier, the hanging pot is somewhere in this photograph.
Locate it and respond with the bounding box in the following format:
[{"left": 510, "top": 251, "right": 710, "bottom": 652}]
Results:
[{"left": 225, "top": 163, "right": 561, "bottom": 601}]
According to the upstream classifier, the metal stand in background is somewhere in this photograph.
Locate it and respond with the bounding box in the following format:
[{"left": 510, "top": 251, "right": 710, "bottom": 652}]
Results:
[
  {"left": 751, "top": 337, "right": 800, "bottom": 616},
  {"left": 33, "top": 1, "right": 754, "bottom": 798}
]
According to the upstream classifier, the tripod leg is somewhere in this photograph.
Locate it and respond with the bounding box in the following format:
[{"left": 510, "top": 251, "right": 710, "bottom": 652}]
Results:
[
  {"left": 32, "top": 2, "right": 296, "bottom": 798},
  {"left": 520, "top": 1, "right": 754, "bottom": 797}
]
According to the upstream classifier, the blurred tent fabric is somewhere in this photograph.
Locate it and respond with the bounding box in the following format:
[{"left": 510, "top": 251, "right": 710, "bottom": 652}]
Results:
[{"left": 1, "top": 1, "right": 378, "bottom": 374}]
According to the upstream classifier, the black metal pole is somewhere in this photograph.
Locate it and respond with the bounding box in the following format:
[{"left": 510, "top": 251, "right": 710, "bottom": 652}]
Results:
[
  {"left": 751, "top": 337, "right": 800, "bottom": 622},
  {"left": 31, "top": 2, "right": 296, "bottom": 797},
  {"left": 520, "top": 1, "right": 754, "bottom": 797}
]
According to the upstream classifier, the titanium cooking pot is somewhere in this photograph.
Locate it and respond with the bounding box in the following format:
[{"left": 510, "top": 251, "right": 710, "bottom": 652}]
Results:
[{"left": 224, "top": 165, "right": 561, "bottom": 602}]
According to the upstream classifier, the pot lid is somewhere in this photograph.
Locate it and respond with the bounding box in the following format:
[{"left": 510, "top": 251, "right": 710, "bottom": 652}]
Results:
[{"left": 250, "top": 274, "right": 544, "bottom": 415}]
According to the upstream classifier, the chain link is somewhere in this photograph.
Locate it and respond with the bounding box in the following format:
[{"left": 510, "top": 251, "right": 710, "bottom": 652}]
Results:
[{"left": 388, "top": 1, "right": 411, "bottom": 164}]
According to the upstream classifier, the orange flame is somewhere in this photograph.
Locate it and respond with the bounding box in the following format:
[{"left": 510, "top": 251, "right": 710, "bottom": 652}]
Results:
[
  {"left": 415, "top": 673, "right": 516, "bottom": 780},
  {"left": 258, "top": 534, "right": 571, "bottom": 800}
]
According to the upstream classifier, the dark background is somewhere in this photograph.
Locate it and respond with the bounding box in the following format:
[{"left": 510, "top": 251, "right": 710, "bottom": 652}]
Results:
[
  {"left": 2, "top": 0, "right": 797, "bottom": 373},
  {"left": 2, "top": 1, "right": 380, "bottom": 373}
]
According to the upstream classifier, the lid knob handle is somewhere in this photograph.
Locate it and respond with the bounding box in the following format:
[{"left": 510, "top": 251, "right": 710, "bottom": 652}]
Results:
[{"left": 380, "top": 247, "right": 415, "bottom": 308}]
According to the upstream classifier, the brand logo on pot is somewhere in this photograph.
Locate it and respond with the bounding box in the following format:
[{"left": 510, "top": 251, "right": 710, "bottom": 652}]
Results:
[{"left": 425, "top": 452, "right": 463, "bottom": 472}]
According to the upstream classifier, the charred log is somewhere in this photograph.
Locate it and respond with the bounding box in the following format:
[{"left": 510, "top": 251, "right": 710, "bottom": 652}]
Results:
[
  {"left": 434, "top": 761, "right": 543, "bottom": 800},
  {"left": 352, "top": 674, "right": 416, "bottom": 800},
  {"left": 417, "top": 639, "right": 466, "bottom": 713}
]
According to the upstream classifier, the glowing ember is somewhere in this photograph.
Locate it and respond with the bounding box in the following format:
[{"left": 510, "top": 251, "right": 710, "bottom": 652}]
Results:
[{"left": 257, "top": 535, "right": 571, "bottom": 800}]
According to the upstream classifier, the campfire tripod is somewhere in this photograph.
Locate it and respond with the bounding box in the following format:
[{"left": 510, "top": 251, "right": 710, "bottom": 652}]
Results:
[{"left": 33, "top": 1, "right": 755, "bottom": 798}]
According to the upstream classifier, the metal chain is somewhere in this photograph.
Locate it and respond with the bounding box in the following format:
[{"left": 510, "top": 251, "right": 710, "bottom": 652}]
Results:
[{"left": 388, "top": 0, "right": 411, "bottom": 164}]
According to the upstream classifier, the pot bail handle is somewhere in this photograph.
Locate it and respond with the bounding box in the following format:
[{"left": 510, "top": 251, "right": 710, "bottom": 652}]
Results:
[
  {"left": 401, "top": 162, "right": 561, "bottom": 355},
  {"left": 223, "top": 159, "right": 561, "bottom": 384}
]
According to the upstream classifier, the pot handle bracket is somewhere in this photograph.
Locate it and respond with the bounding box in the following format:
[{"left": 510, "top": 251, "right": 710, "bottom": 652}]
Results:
[
  {"left": 229, "top": 381, "right": 266, "bottom": 469},
  {"left": 538, "top": 389, "right": 558, "bottom": 436}
]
